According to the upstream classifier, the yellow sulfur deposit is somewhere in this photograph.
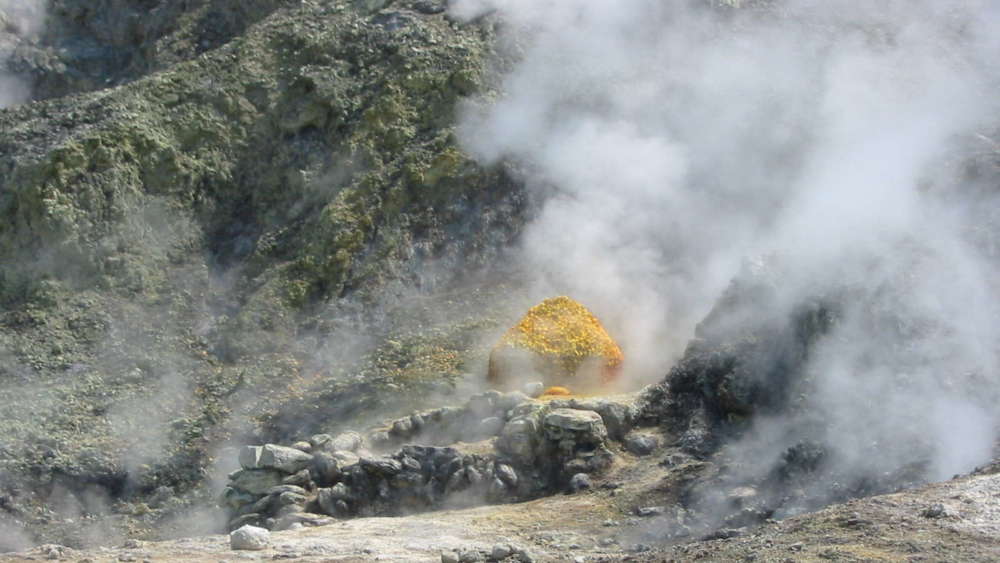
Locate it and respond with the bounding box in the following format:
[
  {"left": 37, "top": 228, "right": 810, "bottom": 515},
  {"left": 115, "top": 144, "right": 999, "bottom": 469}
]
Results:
[{"left": 488, "top": 296, "right": 623, "bottom": 390}]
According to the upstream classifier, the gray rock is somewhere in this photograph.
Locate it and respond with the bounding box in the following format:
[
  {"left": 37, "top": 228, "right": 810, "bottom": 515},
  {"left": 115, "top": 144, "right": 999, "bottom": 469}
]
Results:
[
  {"left": 495, "top": 463, "right": 518, "bottom": 487},
  {"left": 244, "top": 494, "right": 274, "bottom": 516},
  {"left": 331, "top": 431, "right": 363, "bottom": 452},
  {"left": 623, "top": 433, "right": 658, "bottom": 456},
  {"left": 330, "top": 482, "right": 352, "bottom": 500},
  {"left": 265, "top": 484, "right": 308, "bottom": 497},
  {"left": 238, "top": 446, "right": 264, "bottom": 470},
  {"left": 491, "top": 543, "right": 513, "bottom": 560},
  {"left": 922, "top": 503, "right": 951, "bottom": 518},
  {"left": 229, "top": 524, "right": 270, "bottom": 550},
  {"left": 230, "top": 469, "right": 285, "bottom": 495},
  {"left": 276, "top": 503, "right": 304, "bottom": 517},
  {"left": 277, "top": 491, "right": 307, "bottom": 506},
  {"left": 636, "top": 506, "right": 665, "bottom": 517},
  {"left": 489, "top": 477, "right": 507, "bottom": 497},
  {"left": 412, "top": 0, "right": 447, "bottom": 15},
  {"left": 478, "top": 416, "right": 505, "bottom": 437},
  {"left": 259, "top": 444, "right": 314, "bottom": 474},
  {"left": 459, "top": 549, "right": 484, "bottom": 562},
  {"left": 576, "top": 400, "right": 633, "bottom": 440},
  {"left": 441, "top": 551, "right": 460, "bottom": 563},
  {"left": 274, "top": 512, "right": 335, "bottom": 531},
  {"left": 391, "top": 416, "right": 414, "bottom": 437},
  {"left": 228, "top": 513, "right": 262, "bottom": 532},
  {"left": 332, "top": 450, "right": 361, "bottom": 467},
  {"left": 291, "top": 441, "right": 312, "bottom": 453},
  {"left": 309, "top": 434, "right": 333, "bottom": 450},
  {"left": 497, "top": 416, "right": 540, "bottom": 463},
  {"left": 392, "top": 470, "right": 426, "bottom": 488},
  {"left": 220, "top": 486, "right": 257, "bottom": 510},
  {"left": 316, "top": 488, "right": 338, "bottom": 515},
  {"left": 466, "top": 466, "right": 484, "bottom": 486},
  {"left": 584, "top": 446, "right": 615, "bottom": 473},
  {"left": 544, "top": 409, "right": 608, "bottom": 448},
  {"left": 282, "top": 468, "right": 312, "bottom": 486},
  {"left": 400, "top": 455, "right": 422, "bottom": 472},
  {"left": 569, "top": 473, "right": 592, "bottom": 492},
  {"left": 411, "top": 413, "right": 426, "bottom": 432},
  {"left": 361, "top": 457, "right": 403, "bottom": 476},
  {"left": 523, "top": 381, "right": 545, "bottom": 398},
  {"left": 312, "top": 452, "right": 341, "bottom": 484}
]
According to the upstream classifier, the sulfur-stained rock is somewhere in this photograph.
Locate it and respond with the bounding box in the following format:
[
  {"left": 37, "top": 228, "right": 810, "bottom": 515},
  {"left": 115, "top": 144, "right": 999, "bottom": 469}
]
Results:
[{"left": 488, "top": 297, "right": 624, "bottom": 392}]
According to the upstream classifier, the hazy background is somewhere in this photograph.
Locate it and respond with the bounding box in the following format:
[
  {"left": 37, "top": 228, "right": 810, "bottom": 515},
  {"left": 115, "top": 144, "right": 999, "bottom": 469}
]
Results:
[
  {"left": 452, "top": 0, "right": 1000, "bottom": 489},
  {"left": 0, "top": 0, "right": 44, "bottom": 108}
]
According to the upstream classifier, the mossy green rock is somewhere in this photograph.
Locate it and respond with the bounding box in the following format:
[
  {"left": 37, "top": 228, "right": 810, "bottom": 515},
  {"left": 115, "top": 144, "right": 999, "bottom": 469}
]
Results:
[{"left": 0, "top": 0, "right": 525, "bottom": 548}]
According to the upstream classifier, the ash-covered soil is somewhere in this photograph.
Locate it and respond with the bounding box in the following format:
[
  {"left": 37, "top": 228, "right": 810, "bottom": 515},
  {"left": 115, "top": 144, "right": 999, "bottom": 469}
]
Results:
[{"left": 3, "top": 449, "right": 999, "bottom": 562}]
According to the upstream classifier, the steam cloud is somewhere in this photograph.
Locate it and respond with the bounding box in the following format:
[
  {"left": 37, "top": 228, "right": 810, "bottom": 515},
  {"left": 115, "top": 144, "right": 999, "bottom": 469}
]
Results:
[
  {"left": 0, "top": 0, "right": 44, "bottom": 108},
  {"left": 453, "top": 0, "right": 1000, "bottom": 494}
]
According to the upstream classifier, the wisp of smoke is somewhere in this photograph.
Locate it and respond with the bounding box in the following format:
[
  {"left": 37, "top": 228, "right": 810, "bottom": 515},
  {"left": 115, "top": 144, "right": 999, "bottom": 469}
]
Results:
[
  {"left": 0, "top": 0, "right": 45, "bottom": 108},
  {"left": 452, "top": 0, "right": 1000, "bottom": 498}
]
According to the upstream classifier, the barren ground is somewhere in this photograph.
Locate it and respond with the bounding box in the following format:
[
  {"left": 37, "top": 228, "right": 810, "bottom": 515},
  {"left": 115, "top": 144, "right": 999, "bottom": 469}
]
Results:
[{"left": 4, "top": 437, "right": 999, "bottom": 562}]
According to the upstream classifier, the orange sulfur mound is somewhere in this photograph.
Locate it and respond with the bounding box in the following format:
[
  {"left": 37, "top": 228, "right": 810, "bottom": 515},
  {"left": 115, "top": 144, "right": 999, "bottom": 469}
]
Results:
[{"left": 488, "top": 296, "right": 623, "bottom": 391}]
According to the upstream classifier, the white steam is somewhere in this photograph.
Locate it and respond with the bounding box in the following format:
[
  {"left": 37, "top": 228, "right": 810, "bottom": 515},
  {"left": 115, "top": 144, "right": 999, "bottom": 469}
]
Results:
[
  {"left": 0, "top": 0, "right": 44, "bottom": 107},
  {"left": 453, "top": 0, "right": 1000, "bottom": 485}
]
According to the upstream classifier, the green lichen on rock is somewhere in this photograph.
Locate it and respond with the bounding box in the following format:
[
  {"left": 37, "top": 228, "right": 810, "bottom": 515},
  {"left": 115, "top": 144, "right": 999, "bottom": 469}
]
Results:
[{"left": 0, "top": 0, "right": 525, "bottom": 548}]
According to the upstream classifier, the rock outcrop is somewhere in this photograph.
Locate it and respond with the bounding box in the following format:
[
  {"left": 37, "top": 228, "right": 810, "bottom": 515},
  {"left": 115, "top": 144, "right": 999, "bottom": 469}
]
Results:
[
  {"left": 487, "top": 297, "right": 624, "bottom": 392},
  {"left": 219, "top": 391, "right": 639, "bottom": 531}
]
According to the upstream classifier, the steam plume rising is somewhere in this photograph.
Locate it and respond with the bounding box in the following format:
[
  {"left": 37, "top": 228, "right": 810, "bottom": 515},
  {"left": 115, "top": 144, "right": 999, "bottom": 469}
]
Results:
[
  {"left": 452, "top": 0, "right": 1000, "bottom": 490},
  {"left": 0, "top": 0, "right": 44, "bottom": 107}
]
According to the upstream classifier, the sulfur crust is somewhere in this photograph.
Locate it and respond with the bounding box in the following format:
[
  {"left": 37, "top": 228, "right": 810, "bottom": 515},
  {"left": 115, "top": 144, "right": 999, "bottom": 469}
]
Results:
[{"left": 493, "top": 296, "right": 623, "bottom": 380}]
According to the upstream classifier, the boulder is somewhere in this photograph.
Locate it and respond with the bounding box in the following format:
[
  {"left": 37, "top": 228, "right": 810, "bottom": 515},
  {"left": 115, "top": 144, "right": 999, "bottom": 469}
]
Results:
[
  {"left": 497, "top": 416, "right": 541, "bottom": 463},
  {"left": 273, "top": 512, "right": 335, "bottom": 531},
  {"left": 478, "top": 416, "right": 505, "bottom": 437},
  {"left": 312, "top": 452, "right": 342, "bottom": 484},
  {"left": 238, "top": 446, "right": 263, "bottom": 470},
  {"left": 569, "top": 473, "right": 592, "bottom": 492},
  {"left": 495, "top": 463, "right": 518, "bottom": 487},
  {"left": 571, "top": 399, "right": 633, "bottom": 440},
  {"left": 544, "top": 409, "right": 607, "bottom": 441},
  {"left": 361, "top": 456, "right": 403, "bottom": 476},
  {"left": 282, "top": 468, "right": 312, "bottom": 486},
  {"left": 259, "top": 444, "right": 314, "bottom": 474},
  {"left": 230, "top": 525, "right": 270, "bottom": 550},
  {"left": 220, "top": 486, "right": 257, "bottom": 510},
  {"left": 623, "top": 433, "right": 658, "bottom": 456},
  {"left": 230, "top": 469, "right": 285, "bottom": 495}
]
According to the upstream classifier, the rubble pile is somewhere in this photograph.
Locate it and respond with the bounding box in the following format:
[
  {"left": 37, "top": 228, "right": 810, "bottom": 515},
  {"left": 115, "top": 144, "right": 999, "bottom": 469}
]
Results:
[{"left": 219, "top": 388, "right": 641, "bottom": 531}]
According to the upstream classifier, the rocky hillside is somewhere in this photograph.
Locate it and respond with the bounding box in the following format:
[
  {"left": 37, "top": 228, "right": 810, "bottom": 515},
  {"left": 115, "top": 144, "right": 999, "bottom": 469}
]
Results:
[
  {"left": 1, "top": 0, "right": 531, "bottom": 549},
  {"left": 1, "top": 0, "right": 998, "bottom": 558}
]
